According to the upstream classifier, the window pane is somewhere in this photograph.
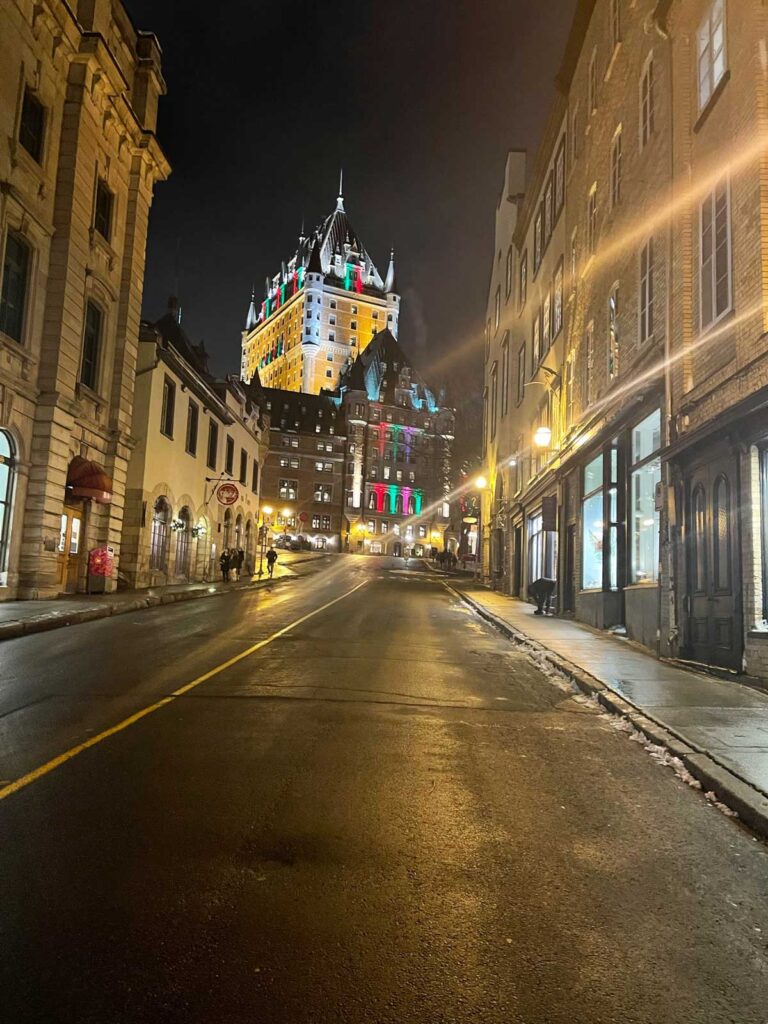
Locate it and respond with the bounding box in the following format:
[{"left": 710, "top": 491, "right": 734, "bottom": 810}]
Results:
[
  {"left": 582, "top": 491, "right": 604, "bottom": 589},
  {"left": 0, "top": 234, "right": 31, "bottom": 343},
  {"left": 631, "top": 459, "right": 660, "bottom": 582},
  {"left": 81, "top": 302, "right": 102, "bottom": 390},
  {"left": 632, "top": 410, "right": 661, "bottom": 464},
  {"left": 584, "top": 454, "right": 603, "bottom": 494},
  {"left": 19, "top": 89, "right": 45, "bottom": 162}
]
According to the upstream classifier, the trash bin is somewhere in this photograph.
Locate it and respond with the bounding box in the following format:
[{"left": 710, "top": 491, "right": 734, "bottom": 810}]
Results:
[{"left": 88, "top": 545, "right": 115, "bottom": 594}]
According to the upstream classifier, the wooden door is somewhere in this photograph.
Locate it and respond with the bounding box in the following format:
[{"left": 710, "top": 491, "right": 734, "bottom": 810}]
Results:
[
  {"left": 57, "top": 506, "right": 83, "bottom": 593},
  {"left": 687, "top": 456, "right": 742, "bottom": 671},
  {"left": 563, "top": 524, "right": 576, "bottom": 612}
]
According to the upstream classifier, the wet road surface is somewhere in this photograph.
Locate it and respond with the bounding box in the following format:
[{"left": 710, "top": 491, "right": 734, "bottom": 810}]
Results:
[{"left": 1, "top": 556, "right": 767, "bottom": 1022}]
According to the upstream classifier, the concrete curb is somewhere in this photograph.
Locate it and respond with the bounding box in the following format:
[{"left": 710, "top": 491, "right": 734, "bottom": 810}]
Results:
[
  {"left": 0, "top": 574, "right": 294, "bottom": 644},
  {"left": 454, "top": 586, "right": 768, "bottom": 841}
]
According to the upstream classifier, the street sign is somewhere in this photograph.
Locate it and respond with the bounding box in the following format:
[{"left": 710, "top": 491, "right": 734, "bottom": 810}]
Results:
[
  {"left": 541, "top": 495, "right": 557, "bottom": 532},
  {"left": 299, "top": 512, "right": 308, "bottom": 523},
  {"left": 216, "top": 482, "right": 239, "bottom": 505}
]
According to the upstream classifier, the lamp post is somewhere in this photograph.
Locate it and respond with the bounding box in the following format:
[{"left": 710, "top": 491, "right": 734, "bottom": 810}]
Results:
[
  {"left": 472, "top": 475, "right": 492, "bottom": 581},
  {"left": 257, "top": 505, "right": 273, "bottom": 577}
]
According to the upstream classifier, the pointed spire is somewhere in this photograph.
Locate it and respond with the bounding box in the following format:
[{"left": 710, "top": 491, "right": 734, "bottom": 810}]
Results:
[
  {"left": 336, "top": 168, "right": 344, "bottom": 211},
  {"left": 246, "top": 286, "right": 258, "bottom": 330},
  {"left": 264, "top": 276, "right": 271, "bottom": 298},
  {"left": 307, "top": 236, "right": 323, "bottom": 274},
  {"left": 384, "top": 248, "right": 396, "bottom": 293},
  {"left": 299, "top": 216, "right": 306, "bottom": 243}
]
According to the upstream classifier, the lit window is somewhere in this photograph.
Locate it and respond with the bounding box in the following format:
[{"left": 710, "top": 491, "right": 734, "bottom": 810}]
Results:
[
  {"left": 611, "top": 127, "right": 622, "bottom": 207},
  {"left": 587, "top": 185, "right": 598, "bottom": 255},
  {"left": 698, "top": 0, "right": 727, "bottom": 110},
  {"left": 639, "top": 238, "right": 655, "bottom": 343},
  {"left": 608, "top": 284, "right": 620, "bottom": 380},
  {"left": 700, "top": 178, "right": 731, "bottom": 329},
  {"left": 640, "top": 55, "right": 655, "bottom": 149}
]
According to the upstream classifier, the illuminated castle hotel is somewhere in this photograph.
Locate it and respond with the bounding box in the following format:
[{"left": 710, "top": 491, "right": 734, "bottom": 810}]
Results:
[{"left": 240, "top": 186, "right": 400, "bottom": 396}]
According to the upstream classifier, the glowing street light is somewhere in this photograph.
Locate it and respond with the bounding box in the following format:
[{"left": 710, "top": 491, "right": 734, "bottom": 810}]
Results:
[
  {"left": 474, "top": 475, "right": 488, "bottom": 490},
  {"left": 533, "top": 425, "right": 553, "bottom": 449}
]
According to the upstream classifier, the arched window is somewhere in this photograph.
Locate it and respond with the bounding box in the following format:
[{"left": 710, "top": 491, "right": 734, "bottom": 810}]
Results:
[
  {"left": 150, "top": 497, "right": 171, "bottom": 571},
  {"left": 368, "top": 491, "right": 376, "bottom": 509},
  {"left": 245, "top": 519, "right": 253, "bottom": 559},
  {"left": 223, "top": 508, "right": 232, "bottom": 548},
  {"left": 395, "top": 494, "right": 403, "bottom": 514},
  {"left": 0, "top": 430, "right": 16, "bottom": 575},
  {"left": 235, "top": 513, "right": 243, "bottom": 551},
  {"left": 175, "top": 506, "right": 191, "bottom": 579},
  {"left": 713, "top": 474, "right": 731, "bottom": 593},
  {"left": 408, "top": 496, "right": 415, "bottom": 515}
]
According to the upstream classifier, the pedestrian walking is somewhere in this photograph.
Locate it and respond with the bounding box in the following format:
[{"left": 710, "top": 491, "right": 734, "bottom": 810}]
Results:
[
  {"left": 219, "top": 549, "right": 230, "bottom": 582},
  {"left": 236, "top": 547, "right": 245, "bottom": 580},
  {"left": 266, "top": 546, "right": 278, "bottom": 579}
]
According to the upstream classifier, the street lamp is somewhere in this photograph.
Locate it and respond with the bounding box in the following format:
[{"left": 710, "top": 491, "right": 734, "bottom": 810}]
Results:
[
  {"left": 472, "top": 474, "right": 492, "bottom": 580},
  {"left": 533, "top": 425, "right": 553, "bottom": 449}
]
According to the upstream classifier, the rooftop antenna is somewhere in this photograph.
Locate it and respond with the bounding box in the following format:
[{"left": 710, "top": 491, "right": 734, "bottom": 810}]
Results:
[
  {"left": 336, "top": 168, "right": 344, "bottom": 211},
  {"left": 173, "top": 236, "right": 182, "bottom": 324}
]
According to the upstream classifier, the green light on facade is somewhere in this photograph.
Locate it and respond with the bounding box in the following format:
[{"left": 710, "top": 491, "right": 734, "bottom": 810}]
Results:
[{"left": 388, "top": 484, "right": 398, "bottom": 515}]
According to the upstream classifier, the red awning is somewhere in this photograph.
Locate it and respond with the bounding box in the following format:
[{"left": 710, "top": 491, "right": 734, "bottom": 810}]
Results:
[{"left": 66, "top": 457, "right": 113, "bottom": 504}]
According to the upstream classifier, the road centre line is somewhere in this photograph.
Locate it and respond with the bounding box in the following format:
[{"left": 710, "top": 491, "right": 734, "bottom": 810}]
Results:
[{"left": 0, "top": 579, "right": 369, "bottom": 804}]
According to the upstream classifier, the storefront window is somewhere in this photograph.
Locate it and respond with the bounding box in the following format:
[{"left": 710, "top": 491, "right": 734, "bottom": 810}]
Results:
[
  {"left": 582, "top": 455, "right": 603, "bottom": 589},
  {"left": 528, "top": 512, "right": 557, "bottom": 582},
  {"left": 630, "top": 410, "right": 661, "bottom": 582}
]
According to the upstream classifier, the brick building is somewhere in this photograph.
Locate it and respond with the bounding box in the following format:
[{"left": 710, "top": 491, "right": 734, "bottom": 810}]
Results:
[
  {"left": 482, "top": 0, "right": 768, "bottom": 678},
  {"left": 260, "top": 389, "right": 347, "bottom": 551},
  {"left": 0, "top": 0, "right": 169, "bottom": 597},
  {"left": 335, "top": 329, "right": 454, "bottom": 557}
]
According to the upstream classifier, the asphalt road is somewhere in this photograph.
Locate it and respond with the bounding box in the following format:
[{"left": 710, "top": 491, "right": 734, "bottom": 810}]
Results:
[{"left": 1, "top": 556, "right": 767, "bottom": 1023}]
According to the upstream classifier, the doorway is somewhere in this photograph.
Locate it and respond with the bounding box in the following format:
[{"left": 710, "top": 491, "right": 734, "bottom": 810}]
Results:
[
  {"left": 686, "top": 455, "right": 742, "bottom": 671},
  {"left": 58, "top": 505, "right": 83, "bottom": 593},
  {"left": 563, "top": 524, "right": 576, "bottom": 612}
]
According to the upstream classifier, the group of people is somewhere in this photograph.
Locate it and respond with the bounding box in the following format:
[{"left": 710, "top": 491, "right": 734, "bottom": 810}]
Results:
[
  {"left": 219, "top": 546, "right": 277, "bottom": 582},
  {"left": 219, "top": 547, "right": 246, "bottom": 582},
  {"left": 432, "top": 549, "right": 459, "bottom": 571}
]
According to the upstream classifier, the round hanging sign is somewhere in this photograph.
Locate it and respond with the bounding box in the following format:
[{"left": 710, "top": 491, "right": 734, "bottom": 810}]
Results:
[
  {"left": 299, "top": 512, "right": 308, "bottom": 523},
  {"left": 216, "top": 482, "right": 239, "bottom": 506}
]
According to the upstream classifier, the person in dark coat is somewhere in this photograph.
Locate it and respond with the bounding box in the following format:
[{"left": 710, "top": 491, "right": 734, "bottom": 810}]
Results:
[
  {"left": 266, "top": 546, "right": 278, "bottom": 578},
  {"left": 219, "top": 549, "right": 230, "bottom": 582},
  {"left": 236, "top": 547, "right": 245, "bottom": 580}
]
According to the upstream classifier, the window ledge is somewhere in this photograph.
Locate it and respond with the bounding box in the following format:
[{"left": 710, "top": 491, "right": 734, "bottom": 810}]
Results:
[
  {"left": 699, "top": 304, "right": 736, "bottom": 342},
  {"left": 76, "top": 381, "right": 107, "bottom": 407},
  {"left": 624, "top": 581, "right": 658, "bottom": 590},
  {"left": 694, "top": 70, "right": 731, "bottom": 133},
  {"left": 747, "top": 629, "right": 768, "bottom": 640}
]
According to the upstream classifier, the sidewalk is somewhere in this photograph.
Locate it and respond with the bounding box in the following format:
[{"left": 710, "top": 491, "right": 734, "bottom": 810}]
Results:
[
  {"left": 453, "top": 582, "right": 768, "bottom": 837},
  {"left": 0, "top": 551, "right": 326, "bottom": 643}
]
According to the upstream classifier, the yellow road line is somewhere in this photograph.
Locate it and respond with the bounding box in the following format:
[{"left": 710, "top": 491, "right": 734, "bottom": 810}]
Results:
[{"left": 0, "top": 579, "right": 368, "bottom": 803}]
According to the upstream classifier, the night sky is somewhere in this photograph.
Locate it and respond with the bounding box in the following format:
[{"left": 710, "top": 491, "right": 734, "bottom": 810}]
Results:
[{"left": 125, "top": 0, "right": 576, "bottom": 412}]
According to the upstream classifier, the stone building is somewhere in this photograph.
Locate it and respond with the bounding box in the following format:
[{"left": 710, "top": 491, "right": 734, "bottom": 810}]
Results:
[
  {"left": 0, "top": 0, "right": 169, "bottom": 597},
  {"left": 240, "top": 187, "right": 400, "bottom": 396},
  {"left": 335, "top": 329, "right": 454, "bottom": 557},
  {"left": 120, "top": 303, "right": 269, "bottom": 587},
  {"left": 482, "top": 0, "right": 768, "bottom": 677},
  {"left": 260, "top": 388, "right": 347, "bottom": 552}
]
